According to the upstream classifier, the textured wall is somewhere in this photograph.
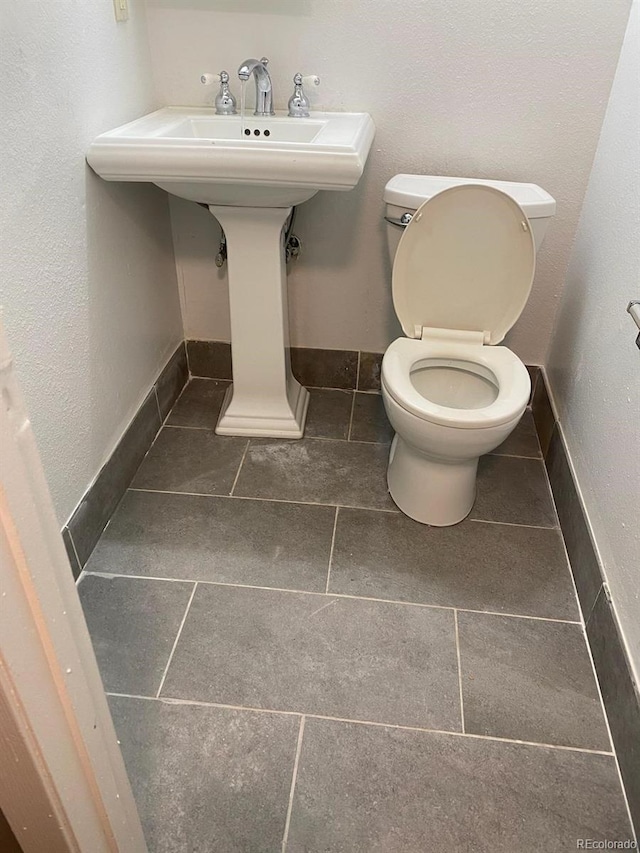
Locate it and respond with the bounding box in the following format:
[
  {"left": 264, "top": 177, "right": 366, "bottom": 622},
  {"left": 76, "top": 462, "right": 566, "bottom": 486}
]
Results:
[
  {"left": 0, "top": 0, "right": 183, "bottom": 523},
  {"left": 547, "top": 2, "right": 640, "bottom": 675},
  {"left": 145, "top": 0, "right": 631, "bottom": 361}
]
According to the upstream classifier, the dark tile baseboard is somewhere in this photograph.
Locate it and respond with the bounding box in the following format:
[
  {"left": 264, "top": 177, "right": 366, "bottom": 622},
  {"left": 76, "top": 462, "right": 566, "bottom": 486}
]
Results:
[
  {"left": 187, "top": 340, "right": 541, "bottom": 403},
  {"left": 187, "top": 340, "right": 380, "bottom": 392},
  {"left": 533, "top": 371, "right": 639, "bottom": 834},
  {"left": 588, "top": 587, "right": 640, "bottom": 829},
  {"left": 61, "top": 344, "right": 188, "bottom": 577}
]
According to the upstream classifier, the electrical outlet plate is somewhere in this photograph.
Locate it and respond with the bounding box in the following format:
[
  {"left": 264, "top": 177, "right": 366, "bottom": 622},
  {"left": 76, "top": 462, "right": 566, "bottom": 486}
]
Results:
[{"left": 113, "top": 0, "right": 129, "bottom": 22}]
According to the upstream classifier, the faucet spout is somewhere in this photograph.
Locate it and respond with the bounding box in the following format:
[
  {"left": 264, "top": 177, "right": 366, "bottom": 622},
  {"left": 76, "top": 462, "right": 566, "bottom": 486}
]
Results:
[{"left": 237, "top": 57, "right": 275, "bottom": 117}]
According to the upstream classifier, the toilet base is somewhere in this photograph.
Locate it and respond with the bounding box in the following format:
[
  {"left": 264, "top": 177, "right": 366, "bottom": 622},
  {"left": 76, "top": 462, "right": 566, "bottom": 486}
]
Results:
[{"left": 387, "top": 434, "right": 478, "bottom": 526}]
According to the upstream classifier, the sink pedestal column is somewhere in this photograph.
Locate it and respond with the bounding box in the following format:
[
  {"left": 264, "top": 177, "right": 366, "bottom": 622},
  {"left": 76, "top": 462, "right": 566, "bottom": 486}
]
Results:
[{"left": 209, "top": 204, "right": 309, "bottom": 438}]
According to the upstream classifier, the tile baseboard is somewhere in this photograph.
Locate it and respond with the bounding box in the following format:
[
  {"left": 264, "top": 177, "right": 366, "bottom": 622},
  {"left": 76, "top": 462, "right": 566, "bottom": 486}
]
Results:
[
  {"left": 187, "top": 340, "right": 370, "bottom": 391},
  {"left": 61, "top": 343, "right": 188, "bottom": 578},
  {"left": 186, "top": 340, "right": 541, "bottom": 404},
  {"left": 533, "top": 370, "right": 639, "bottom": 835}
]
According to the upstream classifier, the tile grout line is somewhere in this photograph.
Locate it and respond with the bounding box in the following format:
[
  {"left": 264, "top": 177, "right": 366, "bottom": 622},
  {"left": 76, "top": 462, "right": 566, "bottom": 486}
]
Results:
[
  {"left": 168, "top": 374, "right": 191, "bottom": 413},
  {"left": 325, "top": 507, "right": 340, "bottom": 594},
  {"left": 104, "top": 692, "right": 615, "bottom": 757},
  {"left": 354, "top": 350, "right": 361, "bottom": 392},
  {"left": 346, "top": 389, "right": 357, "bottom": 442},
  {"left": 152, "top": 422, "right": 542, "bottom": 459},
  {"left": 128, "top": 487, "right": 402, "bottom": 515},
  {"left": 82, "top": 570, "right": 583, "bottom": 625},
  {"left": 163, "top": 424, "right": 213, "bottom": 432},
  {"left": 229, "top": 440, "right": 250, "bottom": 496},
  {"left": 454, "top": 610, "right": 466, "bottom": 734},
  {"left": 281, "top": 716, "right": 305, "bottom": 852},
  {"left": 489, "top": 451, "right": 543, "bottom": 461},
  {"left": 469, "top": 517, "right": 557, "bottom": 531},
  {"left": 155, "top": 582, "right": 198, "bottom": 698},
  {"left": 192, "top": 376, "right": 381, "bottom": 394},
  {"left": 126, "top": 486, "right": 557, "bottom": 530},
  {"left": 152, "top": 385, "right": 163, "bottom": 424},
  {"left": 156, "top": 420, "right": 539, "bottom": 459},
  {"left": 65, "top": 527, "right": 84, "bottom": 579},
  {"left": 536, "top": 444, "right": 562, "bottom": 530}
]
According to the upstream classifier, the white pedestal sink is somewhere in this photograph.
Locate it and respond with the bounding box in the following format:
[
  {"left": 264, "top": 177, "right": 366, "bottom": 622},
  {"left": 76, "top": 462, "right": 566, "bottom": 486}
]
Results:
[{"left": 87, "top": 108, "right": 375, "bottom": 437}]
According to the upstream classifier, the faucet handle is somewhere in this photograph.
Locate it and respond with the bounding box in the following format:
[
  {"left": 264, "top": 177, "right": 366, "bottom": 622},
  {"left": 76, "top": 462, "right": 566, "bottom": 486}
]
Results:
[
  {"left": 215, "top": 70, "right": 237, "bottom": 115},
  {"left": 288, "top": 73, "right": 320, "bottom": 117},
  {"left": 301, "top": 74, "right": 320, "bottom": 88},
  {"left": 201, "top": 71, "right": 237, "bottom": 115}
]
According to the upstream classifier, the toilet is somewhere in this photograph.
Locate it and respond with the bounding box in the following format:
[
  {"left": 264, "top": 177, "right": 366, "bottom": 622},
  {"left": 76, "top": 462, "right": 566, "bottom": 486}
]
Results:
[{"left": 381, "top": 175, "right": 556, "bottom": 526}]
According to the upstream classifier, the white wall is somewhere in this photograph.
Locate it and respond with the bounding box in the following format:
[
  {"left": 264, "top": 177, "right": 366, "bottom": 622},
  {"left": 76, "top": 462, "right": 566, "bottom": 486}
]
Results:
[
  {"left": 0, "top": 0, "right": 183, "bottom": 524},
  {"left": 547, "top": 2, "right": 640, "bottom": 676},
  {"left": 144, "top": 0, "right": 631, "bottom": 360}
]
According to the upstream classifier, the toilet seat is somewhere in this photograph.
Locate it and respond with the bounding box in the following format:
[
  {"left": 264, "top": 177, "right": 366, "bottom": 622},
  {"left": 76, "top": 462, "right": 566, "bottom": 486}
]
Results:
[
  {"left": 382, "top": 337, "right": 531, "bottom": 429},
  {"left": 392, "top": 184, "right": 536, "bottom": 345}
]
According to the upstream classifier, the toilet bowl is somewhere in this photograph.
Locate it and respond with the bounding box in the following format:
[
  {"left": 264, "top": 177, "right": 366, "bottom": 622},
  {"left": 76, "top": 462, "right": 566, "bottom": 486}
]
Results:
[{"left": 381, "top": 177, "right": 556, "bottom": 526}]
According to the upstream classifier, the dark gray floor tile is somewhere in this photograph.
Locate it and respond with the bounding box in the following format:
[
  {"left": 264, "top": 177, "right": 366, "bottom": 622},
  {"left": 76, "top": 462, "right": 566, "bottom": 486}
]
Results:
[
  {"left": 78, "top": 575, "right": 193, "bottom": 695},
  {"left": 357, "top": 351, "right": 383, "bottom": 392},
  {"left": 587, "top": 587, "right": 640, "bottom": 833},
  {"left": 233, "top": 439, "right": 395, "bottom": 511},
  {"left": 162, "top": 585, "right": 460, "bottom": 730},
  {"left": 458, "top": 612, "right": 610, "bottom": 750},
  {"left": 532, "top": 371, "right": 555, "bottom": 457},
  {"left": 286, "top": 719, "right": 632, "bottom": 853},
  {"left": 131, "top": 427, "right": 246, "bottom": 495},
  {"left": 109, "top": 696, "right": 298, "bottom": 853},
  {"left": 547, "top": 425, "right": 603, "bottom": 617},
  {"left": 155, "top": 343, "right": 188, "bottom": 421},
  {"left": 187, "top": 339, "right": 232, "bottom": 380},
  {"left": 166, "top": 378, "right": 230, "bottom": 430},
  {"left": 492, "top": 409, "right": 541, "bottom": 458},
  {"left": 62, "top": 527, "right": 81, "bottom": 580},
  {"left": 330, "top": 509, "right": 578, "bottom": 620},
  {"left": 350, "top": 392, "right": 394, "bottom": 444},
  {"left": 471, "top": 455, "right": 557, "bottom": 527},
  {"left": 86, "top": 490, "right": 334, "bottom": 592},
  {"left": 69, "top": 390, "right": 161, "bottom": 566},
  {"left": 291, "top": 347, "right": 358, "bottom": 389},
  {"left": 305, "top": 389, "right": 353, "bottom": 440}
]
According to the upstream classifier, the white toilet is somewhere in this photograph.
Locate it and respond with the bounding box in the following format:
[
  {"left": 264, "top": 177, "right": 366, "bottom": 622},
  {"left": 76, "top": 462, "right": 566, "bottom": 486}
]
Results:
[{"left": 381, "top": 175, "right": 556, "bottom": 526}]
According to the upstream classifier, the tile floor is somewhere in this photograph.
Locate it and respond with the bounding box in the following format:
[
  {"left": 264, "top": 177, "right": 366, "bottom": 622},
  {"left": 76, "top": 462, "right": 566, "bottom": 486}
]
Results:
[{"left": 78, "top": 378, "right": 634, "bottom": 852}]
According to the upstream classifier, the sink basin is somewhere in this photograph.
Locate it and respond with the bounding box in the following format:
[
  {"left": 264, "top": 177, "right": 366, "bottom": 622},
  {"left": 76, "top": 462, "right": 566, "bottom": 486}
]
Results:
[
  {"left": 87, "top": 107, "right": 375, "bottom": 206},
  {"left": 163, "top": 116, "right": 326, "bottom": 144}
]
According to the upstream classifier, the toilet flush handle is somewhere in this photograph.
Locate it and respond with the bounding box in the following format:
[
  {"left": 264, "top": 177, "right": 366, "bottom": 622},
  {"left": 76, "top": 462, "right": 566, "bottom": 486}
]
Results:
[{"left": 384, "top": 212, "right": 413, "bottom": 228}]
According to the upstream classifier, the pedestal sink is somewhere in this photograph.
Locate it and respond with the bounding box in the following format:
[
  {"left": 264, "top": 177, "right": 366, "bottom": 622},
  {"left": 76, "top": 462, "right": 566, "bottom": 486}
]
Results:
[{"left": 87, "top": 107, "right": 375, "bottom": 437}]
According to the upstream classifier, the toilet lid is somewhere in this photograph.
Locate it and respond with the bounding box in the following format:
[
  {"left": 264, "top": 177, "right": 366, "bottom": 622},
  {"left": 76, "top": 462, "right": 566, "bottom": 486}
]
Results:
[{"left": 392, "top": 184, "right": 536, "bottom": 345}]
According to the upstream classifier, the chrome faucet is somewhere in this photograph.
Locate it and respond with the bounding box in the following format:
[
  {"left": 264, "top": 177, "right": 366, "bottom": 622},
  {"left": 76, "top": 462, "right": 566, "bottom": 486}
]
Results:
[{"left": 237, "top": 57, "right": 275, "bottom": 116}]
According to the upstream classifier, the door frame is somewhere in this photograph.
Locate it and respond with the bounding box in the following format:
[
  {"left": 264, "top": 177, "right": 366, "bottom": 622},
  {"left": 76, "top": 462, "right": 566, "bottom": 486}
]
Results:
[{"left": 0, "top": 320, "right": 147, "bottom": 853}]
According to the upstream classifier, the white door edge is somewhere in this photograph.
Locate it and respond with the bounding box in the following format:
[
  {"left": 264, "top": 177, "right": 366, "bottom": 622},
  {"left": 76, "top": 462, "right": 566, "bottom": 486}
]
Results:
[{"left": 0, "top": 317, "right": 147, "bottom": 853}]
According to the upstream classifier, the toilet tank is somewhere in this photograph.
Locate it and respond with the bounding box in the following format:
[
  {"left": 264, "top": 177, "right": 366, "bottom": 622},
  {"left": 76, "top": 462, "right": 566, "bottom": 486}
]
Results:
[{"left": 384, "top": 174, "right": 556, "bottom": 260}]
